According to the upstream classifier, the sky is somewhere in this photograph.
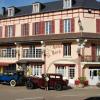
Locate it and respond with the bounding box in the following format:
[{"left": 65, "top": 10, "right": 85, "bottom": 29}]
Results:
[
  {"left": 0, "top": 0, "right": 56, "bottom": 7},
  {"left": 0, "top": 0, "right": 100, "bottom": 8}
]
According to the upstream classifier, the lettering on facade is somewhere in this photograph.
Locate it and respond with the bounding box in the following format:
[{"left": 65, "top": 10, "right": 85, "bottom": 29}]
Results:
[{"left": 46, "top": 45, "right": 62, "bottom": 58}]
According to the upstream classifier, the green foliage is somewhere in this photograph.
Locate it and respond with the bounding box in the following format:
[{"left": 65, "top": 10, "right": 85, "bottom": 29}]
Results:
[{"left": 78, "top": 77, "right": 86, "bottom": 84}]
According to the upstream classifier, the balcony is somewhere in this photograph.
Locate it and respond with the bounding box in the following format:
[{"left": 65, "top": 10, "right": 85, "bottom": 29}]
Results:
[
  {"left": 82, "top": 56, "right": 100, "bottom": 62},
  {"left": 22, "top": 48, "right": 42, "bottom": 59},
  {"left": 0, "top": 49, "right": 16, "bottom": 59}
]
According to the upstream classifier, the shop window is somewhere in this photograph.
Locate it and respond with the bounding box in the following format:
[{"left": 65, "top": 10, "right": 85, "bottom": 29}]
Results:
[{"left": 69, "top": 67, "right": 75, "bottom": 79}]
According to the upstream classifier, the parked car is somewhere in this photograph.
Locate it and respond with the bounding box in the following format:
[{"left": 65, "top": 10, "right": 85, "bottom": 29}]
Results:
[
  {"left": 0, "top": 71, "right": 26, "bottom": 87},
  {"left": 26, "top": 73, "right": 68, "bottom": 91}
]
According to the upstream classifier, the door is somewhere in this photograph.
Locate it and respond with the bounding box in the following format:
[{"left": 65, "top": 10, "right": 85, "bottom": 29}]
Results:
[{"left": 89, "top": 69, "right": 100, "bottom": 85}]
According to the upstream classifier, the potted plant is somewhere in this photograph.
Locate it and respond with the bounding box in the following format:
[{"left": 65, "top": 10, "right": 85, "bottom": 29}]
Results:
[{"left": 75, "top": 77, "right": 88, "bottom": 88}]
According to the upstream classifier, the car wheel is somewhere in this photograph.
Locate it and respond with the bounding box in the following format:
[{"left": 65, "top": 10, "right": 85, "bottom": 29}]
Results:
[
  {"left": 10, "top": 80, "right": 16, "bottom": 87},
  {"left": 55, "top": 83, "right": 62, "bottom": 91},
  {"left": 26, "top": 81, "right": 35, "bottom": 89}
]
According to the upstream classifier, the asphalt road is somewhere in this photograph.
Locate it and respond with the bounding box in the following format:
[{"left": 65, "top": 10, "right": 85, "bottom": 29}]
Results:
[{"left": 0, "top": 84, "right": 100, "bottom": 100}]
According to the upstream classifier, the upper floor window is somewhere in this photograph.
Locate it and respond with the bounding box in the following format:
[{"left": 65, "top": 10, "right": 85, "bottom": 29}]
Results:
[
  {"left": 32, "top": 3, "right": 41, "bottom": 13},
  {"left": 33, "top": 22, "right": 40, "bottom": 35},
  {"left": 60, "top": 18, "right": 74, "bottom": 33},
  {"left": 21, "top": 23, "right": 29, "bottom": 36},
  {"left": 8, "top": 7, "right": 15, "bottom": 17},
  {"left": 64, "top": 19, "right": 71, "bottom": 33},
  {"left": 45, "top": 21, "right": 55, "bottom": 35},
  {"left": 5, "top": 25, "right": 15, "bottom": 37},
  {"left": 63, "top": 43, "right": 71, "bottom": 56},
  {"left": 63, "top": 0, "right": 72, "bottom": 9}
]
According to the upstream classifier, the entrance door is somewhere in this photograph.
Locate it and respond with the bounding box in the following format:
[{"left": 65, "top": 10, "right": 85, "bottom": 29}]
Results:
[{"left": 89, "top": 69, "right": 100, "bottom": 85}]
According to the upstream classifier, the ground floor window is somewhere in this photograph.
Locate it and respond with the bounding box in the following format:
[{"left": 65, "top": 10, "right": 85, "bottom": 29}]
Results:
[
  {"left": 68, "top": 67, "right": 75, "bottom": 79},
  {"left": 3, "top": 64, "right": 16, "bottom": 73},
  {"left": 56, "top": 66, "right": 66, "bottom": 77},
  {"left": 32, "top": 65, "right": 42, "bottom": 77}
]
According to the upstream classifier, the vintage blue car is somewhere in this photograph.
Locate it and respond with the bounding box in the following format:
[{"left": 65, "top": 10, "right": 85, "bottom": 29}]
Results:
[{"left": 0, "top": 71, "right": 26, "bottom": 87}]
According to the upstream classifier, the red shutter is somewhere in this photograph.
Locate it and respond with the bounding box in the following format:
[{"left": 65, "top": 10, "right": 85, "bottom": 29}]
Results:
[
  {"left": 26, "top": 23, "right": 29, "bottom": 36},
  {"left": 96, "top": 19, "right": 100, "bottom": 33},
  {"left": 32, "top": 23, "right": 35, "bottom": 35},
  {"left": 21, "top": 24, "right": 24, "bottom": 36},
  {"left": 92, "top": 44, "right": 96, "bottom": 62},
  {"left": 5, "top": 26, "right": 8, "bottom": 37},
  {"left": 40, "top": 21, "right": 44, "bottom": 35},
  {"left": 52, "top": 20, "right": 55, "bottom": 33},
  {"left": 60, "top": 19, "right": 63, "bottom": 33},
  {"left": 71, "top": 18, "right": 75, "bottom": 32},
  {"left": 0, "top": 27, "right": 2, "bottom": 37},
  {"left": 13, "top": 25, "right": 15, "bottom": 37}
]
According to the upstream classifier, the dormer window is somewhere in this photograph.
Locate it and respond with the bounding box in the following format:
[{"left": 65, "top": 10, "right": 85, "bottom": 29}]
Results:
[
  {"left": 63, "top": 0, "right": 72, "bottom": 9},
  {"left": 8, "top": 7, "right": 15, "bottom": 17},
  {"left": 32, "top": 3, "right": 41, "bottom": 13}
]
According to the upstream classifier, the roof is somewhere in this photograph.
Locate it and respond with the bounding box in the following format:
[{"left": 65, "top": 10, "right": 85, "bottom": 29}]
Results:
[
  {"left": 0, "top": 33, "right": 100, "bottom": 45},
  {"left": 0, "top": 0, "right": 100, "bottom": 19}
]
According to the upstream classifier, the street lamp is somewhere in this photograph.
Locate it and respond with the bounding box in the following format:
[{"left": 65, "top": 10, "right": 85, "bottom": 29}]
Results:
[{"left": 77, "top": 17, "right": 87, "bottom": 77}]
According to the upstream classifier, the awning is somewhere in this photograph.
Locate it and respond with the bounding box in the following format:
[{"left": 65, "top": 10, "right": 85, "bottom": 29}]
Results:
[
  {"left": 17, "top": 59, "right": 44, "bottom": 64},
  {"left": 0, "top": 62, "right": 15, "bottom": 66}
]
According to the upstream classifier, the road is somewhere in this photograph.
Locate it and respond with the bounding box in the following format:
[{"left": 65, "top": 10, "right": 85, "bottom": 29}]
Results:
[{"left": 0, "top": 84, "right": 100, "bottom": 100}]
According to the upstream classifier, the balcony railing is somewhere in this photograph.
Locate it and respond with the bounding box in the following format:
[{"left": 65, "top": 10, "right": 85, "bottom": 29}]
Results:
[
  {"left": 22, "top": 48, "right": 42, "bottom": 59},
  {"left": 0, "top": 49, "right": 16, "bottom": 58},
  {"left": 82, "top": 56, "right": 100, "bottom": 62}
]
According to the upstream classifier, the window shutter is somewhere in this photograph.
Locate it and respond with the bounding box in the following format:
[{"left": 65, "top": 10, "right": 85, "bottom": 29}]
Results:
[
  {"left": 5, "top": 26, "right": 8, "bottom": 37},
  {"left": 71, "top": 18, "right": 75, "bottom": 32},
  {"left": 21, "top": 24, "right": 24, "bottom": 36},
  {"left": 13, "top": 25, "right": 15, "bottom": 37},
  {"left": 60, "top": 19, "right": 64, "bottom": 33},
  {"left": 0, "top": 27, "right": 2, "bottom": 37},
  {"left": 96, "top": 19, "right": 100, "bottom": 33},
  {"left": 32, "top": 23, "right": 35, "bottom": 35},
  {"left": 92, "top": 44, "right": 96, "bottom": 62},
  {"left": 40, "top": 21, "right": 44, "bottom": 35},
  {"left": 26, "top": 23, "right": 29, "bottom": 36},
  {"left": 52, "top": 20, "right": 55, "bottom": 33}
]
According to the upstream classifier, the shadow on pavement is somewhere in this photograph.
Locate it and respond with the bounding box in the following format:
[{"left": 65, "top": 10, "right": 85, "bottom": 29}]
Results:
[{"left": 84, "top": 97, "right": 100, "bottom": 100}]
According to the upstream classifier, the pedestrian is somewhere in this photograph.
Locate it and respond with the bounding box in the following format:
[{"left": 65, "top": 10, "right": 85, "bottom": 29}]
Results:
[{"left": 45, "top": 74, "right": 49, "bottom": 91}]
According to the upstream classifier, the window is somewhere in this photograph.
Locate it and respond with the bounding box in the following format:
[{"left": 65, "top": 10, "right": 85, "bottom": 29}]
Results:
[
  {"left": 63, "top": 0, "right": 72, "bottom": 9},
  {"left": 0, "top": 48, "right": 16, "bottom": 58},
  {"left": 63, "top": 44, "right": 71, "bottom": 56},
  {"left": 22, "top": 46, "right": 42, "bottom": 58},
  {"left": 64, "top": 19, "right": 71, "bottom": 33},
  {"left": 8, "top": 7, "right": 15, "bottom": 17},
  {"left": 32, "top": 65, "right": 42, "bottom": 77},
  {"left": 33, "top": 3, "right": 40, "bottom": 13},
  {"left": 69, "top": 67, "right": 75, "bottom": 79},
  {"left": 21, "top": 23, "right": 29, "bottom": 36},
  {"left": 33, "top": 22, "right": 40, "bottom": 35},
  {"left": 96, "top": 19, "right": 100, "bottom": 33},
  {"left": 56, "top": 66, "right": 66, "bottom": 77},
  {"left": 5, "top": 25, "right": 15, "bottom": 37},
  {"left": 45, "top": 21, "right": 52, "bottom": 35}
]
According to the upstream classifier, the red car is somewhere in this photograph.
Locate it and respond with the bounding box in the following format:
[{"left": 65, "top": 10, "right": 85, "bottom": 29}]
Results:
[{"left": 26, "top": 73, "right": 68, "bottom": 91}]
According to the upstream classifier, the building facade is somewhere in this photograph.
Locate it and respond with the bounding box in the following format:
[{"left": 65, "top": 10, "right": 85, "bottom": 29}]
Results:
[{"left": 0, "top": 0, "right": 100, "bottom": 86}]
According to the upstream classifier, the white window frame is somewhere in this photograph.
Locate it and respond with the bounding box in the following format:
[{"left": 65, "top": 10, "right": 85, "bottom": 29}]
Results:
[
  {"left": 8, "top": 7, "right": 15, "bottom": 17},
  {"left": 63, "top": 0, "right": 72, "bottom": 9},
  {"left": 32, "top": 3, "right": 40, "bottom": 13},
  {"left": 64, "top": 19, "right": 71, "bottom": 33},
  {"left": 63, "top": 44, "right": 71, "bottom": 57},
  {"left": 45, "top": 21, "right": 52, "bottom": 35},
  {"left": 1, "top": 48, "right": 16, "bottom": 58},
  {"left": 32, "top": 65, "right": 42, "bottom": 77},
  {"left": 7, "top": 25, "right": 13, "bottom": 37},
  {"left": 68, "top": 67, "right": 75, "bottom": 79}
]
